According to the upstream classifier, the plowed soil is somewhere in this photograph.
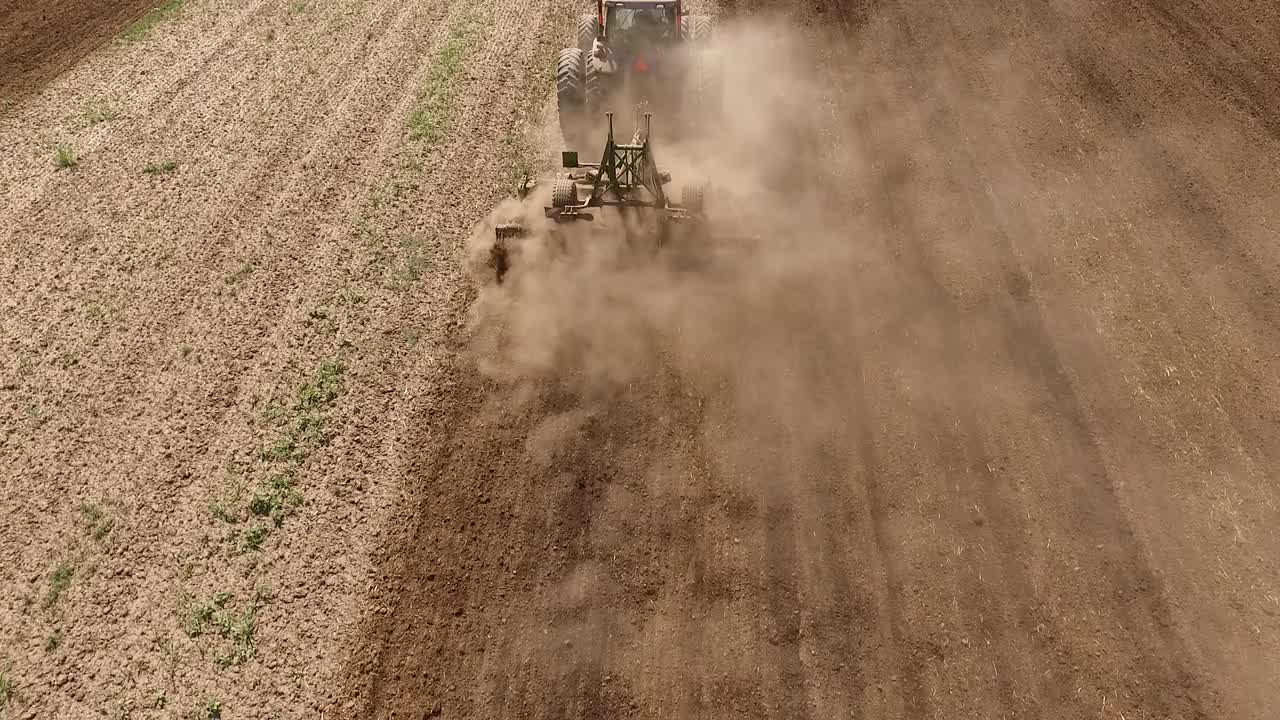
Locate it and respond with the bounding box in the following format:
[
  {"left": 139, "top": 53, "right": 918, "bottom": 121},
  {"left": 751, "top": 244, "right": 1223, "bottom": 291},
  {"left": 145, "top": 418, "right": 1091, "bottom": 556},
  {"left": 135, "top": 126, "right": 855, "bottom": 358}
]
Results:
[
  {"left": 0, "top": 0, "right": 161, "bottom": 99},
  {"left": 2, "top": 1, "right": 1278, "bottom": 720}
]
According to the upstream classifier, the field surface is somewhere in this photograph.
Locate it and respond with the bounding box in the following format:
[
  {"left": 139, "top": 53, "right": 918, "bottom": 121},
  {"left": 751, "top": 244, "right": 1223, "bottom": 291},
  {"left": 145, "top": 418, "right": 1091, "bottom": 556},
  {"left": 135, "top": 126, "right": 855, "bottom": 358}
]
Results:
[{"left": 1, "top": 1, "right": 1278, "bottom": 719}]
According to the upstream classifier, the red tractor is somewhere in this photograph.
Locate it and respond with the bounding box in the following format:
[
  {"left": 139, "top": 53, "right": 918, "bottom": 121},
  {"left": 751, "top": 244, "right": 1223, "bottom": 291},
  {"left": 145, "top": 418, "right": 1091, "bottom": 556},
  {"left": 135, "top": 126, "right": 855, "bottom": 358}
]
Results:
[{"left": 556, "top": 1, "right": 715, "bottom": 147}]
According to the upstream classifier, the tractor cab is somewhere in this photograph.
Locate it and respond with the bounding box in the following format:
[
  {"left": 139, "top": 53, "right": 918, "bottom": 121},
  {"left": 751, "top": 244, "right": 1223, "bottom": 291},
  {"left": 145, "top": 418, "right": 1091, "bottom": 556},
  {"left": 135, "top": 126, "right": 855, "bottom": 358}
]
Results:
[
  {"left": 596, "top": 0, "right": 686, "bottom": 48},
  {"left": 602, "top": 1, "right": 681, "bottom": 48}
]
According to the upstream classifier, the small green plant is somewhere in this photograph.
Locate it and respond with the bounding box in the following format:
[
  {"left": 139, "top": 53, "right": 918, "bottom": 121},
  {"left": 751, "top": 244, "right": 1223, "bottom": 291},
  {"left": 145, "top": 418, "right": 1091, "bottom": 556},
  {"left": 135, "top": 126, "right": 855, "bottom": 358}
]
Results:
[
  {"left": 45, "top": 629, "right": 62, "bottom": 651},
  {"left": 214, "top": 604, "right": 257, "bottom": 666},
  {"left": 120, "top": 0, "right": 185, "bottom": 42},
  {"left": 80, "top": 503, "right": 114, "bottom": 539},
  {"left": 209, "top": 500, "right": 238, "bottom": 524},
  {"left": 241, "top": 525, "right": 269, "bottom": 552},
  {"left": 82, "top": 101, "right": 119, "bottom": 126},
  {"left": 54, "top": 145, "right": 78, "bottom": 170},
  {"left": 288, "top": 1, "right": 310, "bottom": 12},
  {"left": 249, "top": 470, "right": 303, "bottom": 527},
  {"left": 143, "top": 161, "right": 178, "bottom": 175},
  {"left": 183, "top": 591, "right": 259, "bottom": 667},
  {"left": 92, "top": 518, "right": 114, "bottom": 540},
  {"left": 204, "top": 697, "right": 222, "bottom": 720},
  {"left": 44, "top": 562, "right": 75, "bottom": 607},
  {"left": 225, "top": 263, "right": 255, "bottom": 284},
  {"left": 292, "top": 414, "right": 333, "bottom": 447},
  {"left": 294, "top": 361, "right": 345, "bottom": 410},
  {"left": 0, "top": 671, "right": 13, "bottom": 709},
  {"left": 180, "top": 345, "right": 193, "bottom": 358},
  {"left": 258, "top": 434, "right": 299, "bottom": 463},
  {"left": 407, "top": 18, "right": 479, "bottom": 143},
  {"left": 209, "top": 470, "right": 246, "bottom": 524},
  {"left": 260, "top": 400, "right": 287, "bottom": 423},
  {"left": 182, "top": 591, "right": 230, "bottom": 637}
]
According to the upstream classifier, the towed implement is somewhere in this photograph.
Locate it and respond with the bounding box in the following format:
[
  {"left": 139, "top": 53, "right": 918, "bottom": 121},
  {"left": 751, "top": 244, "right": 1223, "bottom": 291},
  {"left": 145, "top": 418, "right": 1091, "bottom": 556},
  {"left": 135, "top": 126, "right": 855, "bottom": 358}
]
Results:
[{"left": 491, "top": 112, "right": 707, "bottom": 283}]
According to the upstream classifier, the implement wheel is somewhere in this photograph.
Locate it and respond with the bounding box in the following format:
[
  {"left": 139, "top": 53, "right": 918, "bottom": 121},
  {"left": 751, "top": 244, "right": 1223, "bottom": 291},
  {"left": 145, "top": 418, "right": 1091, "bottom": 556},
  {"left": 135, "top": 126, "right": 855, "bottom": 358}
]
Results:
[
  {"left": 682, "top": 183, "right": 705, "bottom": 213},
  {"left": 551, "top": 179, "right": 577, "bottom": 208}
]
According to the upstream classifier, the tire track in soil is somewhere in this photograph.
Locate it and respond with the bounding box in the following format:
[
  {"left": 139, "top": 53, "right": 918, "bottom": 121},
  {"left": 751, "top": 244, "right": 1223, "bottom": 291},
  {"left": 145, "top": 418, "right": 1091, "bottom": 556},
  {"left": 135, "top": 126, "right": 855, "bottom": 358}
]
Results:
[
  {"left": 927, "top": 0, "right": 1214, "bottom": 711},
  {"left": 849, "top": 1, "right": 1213, "bottom": 716},
  {"left": 804, "top": 8, "right": 1050, "bottom": 717},
  {"left": 992, "top": 1, "right": 1280, "bottom": 715}
]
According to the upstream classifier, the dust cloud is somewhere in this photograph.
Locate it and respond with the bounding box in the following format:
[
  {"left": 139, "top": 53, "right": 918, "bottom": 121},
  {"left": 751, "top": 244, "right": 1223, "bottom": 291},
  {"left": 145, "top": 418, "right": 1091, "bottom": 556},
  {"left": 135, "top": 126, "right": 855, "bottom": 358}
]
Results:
[
  {"left": 455, "top": 17, "right": 901, "bottom": 712},
  {"left": 462, "top": 18, "right": 874, "bottom": 486}
]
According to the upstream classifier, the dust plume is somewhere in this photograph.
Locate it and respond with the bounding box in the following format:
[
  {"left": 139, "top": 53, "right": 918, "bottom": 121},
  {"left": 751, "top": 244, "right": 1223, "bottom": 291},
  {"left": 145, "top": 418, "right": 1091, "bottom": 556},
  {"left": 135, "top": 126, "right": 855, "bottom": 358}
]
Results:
[{"left": 456, "top": 15, "right": 899, "bottom": 716}]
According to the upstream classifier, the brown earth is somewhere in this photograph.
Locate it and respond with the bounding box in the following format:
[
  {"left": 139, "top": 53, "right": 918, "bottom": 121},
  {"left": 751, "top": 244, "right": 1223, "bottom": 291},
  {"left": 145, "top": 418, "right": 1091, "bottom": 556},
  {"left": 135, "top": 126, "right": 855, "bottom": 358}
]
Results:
[
  {"left": 1, "top": 1, "right": 1279, "bottom": 720},
  {"left": 0, "top": 0, "right": 162, "bottom": 99}
]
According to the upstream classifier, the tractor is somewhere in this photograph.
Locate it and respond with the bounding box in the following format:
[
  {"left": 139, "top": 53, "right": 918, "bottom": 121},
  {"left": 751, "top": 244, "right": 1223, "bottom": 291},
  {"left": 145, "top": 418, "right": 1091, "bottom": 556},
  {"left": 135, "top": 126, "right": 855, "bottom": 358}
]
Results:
[
  {"left": 556, "top": 1, "right": 715, "bottom": 147},
  {"left": 490, "top": 111, "right": 707, "bottom": 284}
]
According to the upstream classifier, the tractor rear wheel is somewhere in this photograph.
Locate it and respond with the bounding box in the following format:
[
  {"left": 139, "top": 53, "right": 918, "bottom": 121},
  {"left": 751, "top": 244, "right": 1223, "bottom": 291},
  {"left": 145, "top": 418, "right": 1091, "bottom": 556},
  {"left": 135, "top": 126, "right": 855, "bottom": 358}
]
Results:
[
  {"left": 577, "top": 13, "right": 597, "bottom": 55},
  {"left": 556, "top": 48, "right": 587, "bottom": 144},
  {"left": 585, "top": 59, "right": 604, "bottom": 111},
  {"left": 682, "top": 15, "right": 713, "bottom": 42}
]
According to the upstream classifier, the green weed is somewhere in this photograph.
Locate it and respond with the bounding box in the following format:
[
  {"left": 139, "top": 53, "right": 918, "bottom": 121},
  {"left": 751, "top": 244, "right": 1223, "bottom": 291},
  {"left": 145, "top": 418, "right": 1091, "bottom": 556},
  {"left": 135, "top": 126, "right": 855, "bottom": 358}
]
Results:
[
  {"left": 258, "top": 434, "right": 299, "bottom": 463},
  {"left": 408, "top": 18, "right": 480, "bottom": 143},
  {"left": 54, "top": 145, "right": 78, "bottom": 170},
  {"left": 249, "top": 470, "right": 303, "bottom": 527},
  {"left": 44, "top": 562, "right": 75, "bottom": 608},
  {"left": 45, "top": 629, "right": 62, "bottom": 651},
  {"left": 80, "top": 503, "right": 114, "bottom": 539},
  {"left": 294, "top": 360, "right": 345, "bottom": 410},
  {"left": 183, "top": 591, "right": 259, "bottom": 667},
  {"left": 82, "top": 101, "right": 119, "bottom": 126},
  {"left": 241, "top": 525, "right": 269, "bottom": 552},
  {"left": 143, "top": 161, "right": 178, "bottom": 175},
  {"left": 209, "top": 471, "right": 246, "bottom": 524},
  {"left": 0, "top": 671, "right": 13, "bottom": 709}
]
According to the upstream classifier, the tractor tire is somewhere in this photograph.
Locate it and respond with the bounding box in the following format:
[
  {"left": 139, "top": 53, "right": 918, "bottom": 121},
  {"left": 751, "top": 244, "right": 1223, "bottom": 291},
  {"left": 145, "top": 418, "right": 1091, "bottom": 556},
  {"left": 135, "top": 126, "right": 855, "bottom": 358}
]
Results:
[
  {"left": 551, "top": 179, "right": 577, "bottom": 208},
  {"left": 682, "top": 14, "right": 713, "bottom": 42},
  {"left": 585, "top": 59, "right": 605, "bottom": 112},
  {"left": 682, "top": 183, "right": 705, "bottom": 213},
  {"left": 556, "top": 48, "right": 587, "bottom": 144},
  {"left": 577, "top": 13, "right": 597, "bottom": 55}
]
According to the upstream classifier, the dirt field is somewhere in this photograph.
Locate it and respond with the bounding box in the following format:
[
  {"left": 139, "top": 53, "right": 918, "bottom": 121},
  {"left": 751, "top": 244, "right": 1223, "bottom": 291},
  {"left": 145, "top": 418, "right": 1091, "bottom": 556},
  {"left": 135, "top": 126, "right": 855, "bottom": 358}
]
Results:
[{"left": 2, "top": 1, "right": 1278, "bottom": 719}]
